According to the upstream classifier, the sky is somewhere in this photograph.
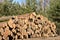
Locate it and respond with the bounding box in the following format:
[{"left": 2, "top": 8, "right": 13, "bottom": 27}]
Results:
[
  {"left": 13, "top": 0, "right": 26, "bottom": 4},
  {"left": 13, "top": 0, "right": 50, "bottom": 6}
]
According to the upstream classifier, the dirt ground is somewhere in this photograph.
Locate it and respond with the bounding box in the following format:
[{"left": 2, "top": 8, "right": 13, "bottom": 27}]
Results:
[{"left": 21, "top": 36, "right": 60, "bottom": 40}]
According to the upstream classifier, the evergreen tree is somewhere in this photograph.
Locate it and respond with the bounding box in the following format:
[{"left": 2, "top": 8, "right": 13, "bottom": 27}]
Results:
[{"left": 47, "top": 0, "right": 60, "bottom": 34}]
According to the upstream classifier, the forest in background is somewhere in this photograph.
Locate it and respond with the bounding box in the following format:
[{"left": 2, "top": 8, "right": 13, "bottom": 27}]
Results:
[{"left": 0, "top": 0, "right": 60, "bottom": 35}]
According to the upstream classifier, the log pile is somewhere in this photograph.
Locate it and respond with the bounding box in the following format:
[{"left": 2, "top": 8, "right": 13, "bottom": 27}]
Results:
[{"left": 0, "top": 12, "right": 57, "bottom": 40}]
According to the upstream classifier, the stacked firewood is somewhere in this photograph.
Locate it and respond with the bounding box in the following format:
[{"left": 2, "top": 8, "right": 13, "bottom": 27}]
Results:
[{"left": 0, "top": 12, "right": 57, "bottom": 40}]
